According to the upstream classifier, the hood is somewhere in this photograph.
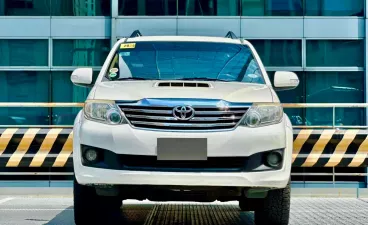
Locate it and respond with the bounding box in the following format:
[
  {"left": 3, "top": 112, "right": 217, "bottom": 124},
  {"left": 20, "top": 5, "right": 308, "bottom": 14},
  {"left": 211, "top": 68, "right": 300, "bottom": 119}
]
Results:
[{"left": 91, "top": 81, "right": 274, "bottom": 103}]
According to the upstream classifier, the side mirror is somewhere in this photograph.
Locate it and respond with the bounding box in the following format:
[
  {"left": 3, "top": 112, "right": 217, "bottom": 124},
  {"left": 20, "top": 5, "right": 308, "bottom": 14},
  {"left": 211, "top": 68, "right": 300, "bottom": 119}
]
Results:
[
  {"left": 273, "top": 71, "right": 299, "bottom": 91},
  {"left": 71, "top": 68, "right": 93, "bottom": 87}
]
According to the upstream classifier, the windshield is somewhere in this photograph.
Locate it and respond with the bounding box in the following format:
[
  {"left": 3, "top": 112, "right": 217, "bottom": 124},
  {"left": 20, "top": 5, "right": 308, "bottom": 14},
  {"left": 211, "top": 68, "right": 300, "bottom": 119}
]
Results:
[{"left": 105, "top": 41, "right": 265, "bottom": 84}]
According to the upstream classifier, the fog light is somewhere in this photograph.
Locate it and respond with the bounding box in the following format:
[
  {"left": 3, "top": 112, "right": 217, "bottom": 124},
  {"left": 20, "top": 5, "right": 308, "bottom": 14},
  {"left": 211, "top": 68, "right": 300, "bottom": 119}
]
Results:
[
  {"left": 266, "top": 151, "right": 282, "bottom": 167},
  {"left": 84, "top": 149, "right": 98, "bottom": 163}
]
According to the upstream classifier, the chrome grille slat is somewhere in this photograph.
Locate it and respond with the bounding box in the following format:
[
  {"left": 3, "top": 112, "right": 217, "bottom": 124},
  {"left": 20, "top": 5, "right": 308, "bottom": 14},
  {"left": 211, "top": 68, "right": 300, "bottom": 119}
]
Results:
[
  {"left": 125, "top": 114, "right": 243, "bottom": 121},
  {"left": 130, "top": 121, "right": 236, "bottom": 128},
  {"left": 118, "top": 103, "right": 249, "bottom": 131},
  {"left": 121, "top": 109, "right": 246, "bottom": 115},
  {"left": 120, "top": 108, "right": 172, "bottom": 114},
  {"left": 195, "top": 111, "right": 246, "bottom": 115}
]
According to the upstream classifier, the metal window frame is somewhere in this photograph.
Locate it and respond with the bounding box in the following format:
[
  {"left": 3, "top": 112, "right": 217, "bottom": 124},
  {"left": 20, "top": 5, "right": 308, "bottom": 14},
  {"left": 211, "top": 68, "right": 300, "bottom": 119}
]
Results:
[
  {"left": 0, "top": 67, "right": 50, "bottom": 71},
  {"left": 50, "top": 67, "right": 102, "bottom": 72},
  {"left": 245, "top": 37, "right": 302, "bottom": 40},
  {"left": 265, "top": 67, "right": 303, "bottom": 72},
  {"left": 304, "top": 67, "right": 365, "bottom": 72},
  {"left": 50, "top": 16, "right": 110, "bottom": 19}
]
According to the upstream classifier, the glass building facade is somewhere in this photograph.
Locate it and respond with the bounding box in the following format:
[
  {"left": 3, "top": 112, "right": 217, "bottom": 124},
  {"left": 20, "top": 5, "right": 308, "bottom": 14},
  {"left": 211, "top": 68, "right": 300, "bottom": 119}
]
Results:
[
  {"left": 0, "top": 0, "right": 365, "bottom": 127},
  {"left": 0, "top": 0, "right": 366, "bottom": 186}
]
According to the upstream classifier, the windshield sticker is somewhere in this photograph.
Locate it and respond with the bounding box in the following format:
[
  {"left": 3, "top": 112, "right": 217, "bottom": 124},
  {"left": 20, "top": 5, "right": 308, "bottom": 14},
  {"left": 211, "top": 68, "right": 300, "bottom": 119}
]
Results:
[
  {"left": 108, "top": 72, "right": 118, "bottom": 80},
  {"left": 109, "top": 68, "right": 119, "bottom": 74},
  {"left": 108, "top": 68, "right": 119, "bottom": 80},
  {"left": 120, "top": 43, "right": 136, "bottom": 49},
  {"left": 121, "top": 52, "right": 131, "bottom": 57}
]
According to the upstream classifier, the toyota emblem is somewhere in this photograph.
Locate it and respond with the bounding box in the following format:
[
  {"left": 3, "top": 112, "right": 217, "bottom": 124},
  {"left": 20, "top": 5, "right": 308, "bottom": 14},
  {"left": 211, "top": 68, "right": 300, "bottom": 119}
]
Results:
[{"left": 173, "top": 106, "right": 195, "bottom": 120}]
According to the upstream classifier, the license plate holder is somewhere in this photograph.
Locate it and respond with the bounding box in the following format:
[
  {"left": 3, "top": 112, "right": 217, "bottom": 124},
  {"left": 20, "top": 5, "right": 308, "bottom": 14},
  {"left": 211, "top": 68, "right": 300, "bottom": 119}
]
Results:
[{"left": 157, "top": 138, "right": 207, "bottom": 161}]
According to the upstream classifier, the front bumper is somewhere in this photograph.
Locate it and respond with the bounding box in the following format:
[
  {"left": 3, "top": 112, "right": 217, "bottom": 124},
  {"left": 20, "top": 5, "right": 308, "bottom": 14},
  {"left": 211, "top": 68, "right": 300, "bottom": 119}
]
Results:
[
  {"left": 73, "top": 112, "right": 293, "bottom": 188},
  {"left": 75, "top": 166, "right": 291, "bottom": 188}
]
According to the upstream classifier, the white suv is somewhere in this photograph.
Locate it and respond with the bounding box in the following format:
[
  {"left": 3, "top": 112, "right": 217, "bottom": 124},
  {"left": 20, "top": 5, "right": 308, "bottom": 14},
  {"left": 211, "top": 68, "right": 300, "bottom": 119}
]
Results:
[{"left": 71, "top": 32, "right": 299, "bottom": 225}]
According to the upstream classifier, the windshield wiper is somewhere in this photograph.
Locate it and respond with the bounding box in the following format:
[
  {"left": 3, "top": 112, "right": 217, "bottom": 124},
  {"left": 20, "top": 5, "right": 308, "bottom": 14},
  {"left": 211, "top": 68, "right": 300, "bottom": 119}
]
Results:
[
  {"left": 177, "top": 77, "right": 229, "bottom": 82},
  {"left": 116, "top": 77, "right": 148, "bottom": 81}
]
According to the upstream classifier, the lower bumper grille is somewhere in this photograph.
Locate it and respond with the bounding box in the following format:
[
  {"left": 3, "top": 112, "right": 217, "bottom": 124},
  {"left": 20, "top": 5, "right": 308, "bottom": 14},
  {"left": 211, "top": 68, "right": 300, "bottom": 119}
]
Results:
[{"left": 118, "top": 155, "right": 247, "bottom": 172}]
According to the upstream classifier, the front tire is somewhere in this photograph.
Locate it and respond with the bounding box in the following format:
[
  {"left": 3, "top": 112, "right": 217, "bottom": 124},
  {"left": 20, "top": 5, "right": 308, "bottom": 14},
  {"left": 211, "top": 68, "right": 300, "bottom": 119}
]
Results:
[
  {"left": 254, "top": 183, "right": 291, "bottom": 225},
  {"left": 74, "top": 177, "right": 122, "bottom": 225}
]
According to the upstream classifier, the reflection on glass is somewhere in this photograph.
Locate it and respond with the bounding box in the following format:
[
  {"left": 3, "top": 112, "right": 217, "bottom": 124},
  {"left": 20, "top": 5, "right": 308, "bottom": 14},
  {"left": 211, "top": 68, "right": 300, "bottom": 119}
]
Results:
[
  {"left": 306, "top": 72, "right": 364, "bottom": 126},
  {"left": 306, "top": 72, "right": 364, "bottom": 103},
  {"left": 249, "top": 40, "right": 302, "bottom": 67},
  {"left": 178, "top": 0, "right": 240, "bottom": 16},
  {"left": 51, "top": 0, "right": 110, "bottom": 16},
  {"left": 53, "top": 39, "right": 110, "bottom": 66},
  {"left": 0, "top": 39, "right": 48, "bottom": 66},
  {"left": 0, "top": 71, "right": 49, "bottom": 125},
  {"left": 334, "top": 108, "right": 365, "bottom": 126},
  {"left": 306, "top": 40, "right": 364, "bottom": 67},
  {"left": 305, "top": 108, "right": 333, "bottom": 126},
  {"left": 303, "top": 108, "right": 364, "bottom": 126},
  {"left": 305, "top": 0, "right": 364, "bottom": 16},
  {"left": 0, "top": 0, "right": 50, "bottom": 15},
  {"left": 52, "top": 72, "right": 91, "bottom": 125},
  {"left": 119, "top": 0, "right": 177, "bottom": 15},
  {"left": 271, "top": 71, "right": 365, "bottom": 126},
  {"left": 242, "top": 0, "right": 303, "bottom": 16}
]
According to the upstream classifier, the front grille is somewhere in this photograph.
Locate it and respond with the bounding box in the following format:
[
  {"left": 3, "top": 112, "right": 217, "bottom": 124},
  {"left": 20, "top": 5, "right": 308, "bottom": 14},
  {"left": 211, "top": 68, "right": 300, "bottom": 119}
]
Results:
[{"left": 118, "top": 105, "right": 248, "bottom": 130}]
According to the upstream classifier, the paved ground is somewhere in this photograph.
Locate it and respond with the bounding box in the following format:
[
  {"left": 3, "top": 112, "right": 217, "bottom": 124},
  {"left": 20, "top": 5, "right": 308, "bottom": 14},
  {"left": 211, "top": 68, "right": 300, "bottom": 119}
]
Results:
[{"left": 0, "top": 196, "right": 367, "bottom": 225}]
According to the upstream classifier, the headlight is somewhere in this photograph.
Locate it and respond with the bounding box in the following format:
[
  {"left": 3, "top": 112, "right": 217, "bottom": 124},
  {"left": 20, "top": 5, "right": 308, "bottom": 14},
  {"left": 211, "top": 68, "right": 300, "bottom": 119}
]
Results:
[
  {"left": 84, "top": 100, "right": 127, "bottom": 125},
  {"left": 241, "top": 103, "right": 283, "bottom": 128}
]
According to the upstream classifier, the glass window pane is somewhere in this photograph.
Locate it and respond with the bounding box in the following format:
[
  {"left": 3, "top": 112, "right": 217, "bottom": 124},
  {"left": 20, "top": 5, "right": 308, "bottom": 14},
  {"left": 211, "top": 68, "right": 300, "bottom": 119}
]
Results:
[
  {"left": 305, "top": 0, "right": 364, "bottom": 16},
  {"left": 0, "top": 0, "right": 50, "bottom": 15},
  {"left": 249, "top": 40, "right": 302, "bottom": 67},
  {"left": 306, "top": 40, "right": 364, "bottom": 67},
  {"left": 178, "top": 0, "right": 240, "bottom": 16},
  {"left": 53, "top": 39, "right": 110, "bottom": 66},
  {"left": 51, "top": 0, "right": 110, "bottom": 16},
  {"left": 52, "top": 72, "right": 91, "bottom": 125},
  {"left": 119, "top": 0, "right": 177, "bottom": 15},
  {"left": 242, "top": 0, "right": 303, "bottom": 16},
  {"left": 0, "top": 71, "right": 49, "bottom": 125},
  {"left": 306, "top": 72, "right": 364, "bottom": 126},
  {"left": 0, "top": 39, "right": 48, "bottom": 66}
]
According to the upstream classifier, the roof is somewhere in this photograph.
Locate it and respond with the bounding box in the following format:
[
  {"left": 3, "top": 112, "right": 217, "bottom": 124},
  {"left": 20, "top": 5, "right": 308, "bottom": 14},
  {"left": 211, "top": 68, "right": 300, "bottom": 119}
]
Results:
[{"left": 118, "top": 35, "right": 250, "bottom": 45}]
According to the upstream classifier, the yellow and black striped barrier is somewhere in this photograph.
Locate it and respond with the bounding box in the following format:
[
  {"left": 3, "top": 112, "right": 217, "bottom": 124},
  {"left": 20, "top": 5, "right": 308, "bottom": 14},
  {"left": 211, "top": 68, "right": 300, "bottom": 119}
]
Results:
[
  {"left": 0, "top": 128, "right": 367, "bottom": 168},
  {"left": 293, "top": 129, "right": 368, "bottom": 167},
  {"left": 0, "top": 128, "right": 73, "bottom": 168}
]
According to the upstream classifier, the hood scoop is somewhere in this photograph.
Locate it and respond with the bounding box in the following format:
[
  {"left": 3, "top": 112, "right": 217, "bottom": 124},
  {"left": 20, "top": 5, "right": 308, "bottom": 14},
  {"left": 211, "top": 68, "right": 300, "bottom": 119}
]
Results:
[{"left": 155, "top": 82, "right": 212, "bottom": 88}]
